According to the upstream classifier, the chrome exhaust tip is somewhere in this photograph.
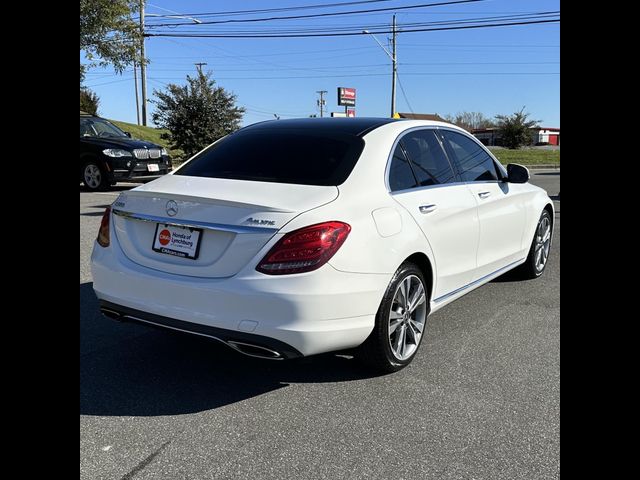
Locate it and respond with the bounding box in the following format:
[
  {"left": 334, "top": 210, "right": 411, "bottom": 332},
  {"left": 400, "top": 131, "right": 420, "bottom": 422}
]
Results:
[
  {"left": 100, "top": 307, "right": 123, "bottom": 320},
  {"left": 227, "top": 341, "right": 283, "bottom": 360}
]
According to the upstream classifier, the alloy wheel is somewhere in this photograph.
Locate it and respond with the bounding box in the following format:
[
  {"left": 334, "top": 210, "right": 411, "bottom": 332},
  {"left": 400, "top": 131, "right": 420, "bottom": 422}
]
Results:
[
  {"left": 534, "top": 216, "right": 551, "bottom": 272},
  {"left": 388, "top": 274, "right": 427, "bottom": 361},
  {"left": 84, "top": 164, "right": 102, "bottom": 189}
]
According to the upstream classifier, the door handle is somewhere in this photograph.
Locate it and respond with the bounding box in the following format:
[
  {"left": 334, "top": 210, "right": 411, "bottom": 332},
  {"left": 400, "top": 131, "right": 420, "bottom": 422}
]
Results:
[
  {"left": 419, "top": 204, "right": 437, "bottom": 214},
  {"left": 477, "top": 191, "right": 491, "bottom": 199}
]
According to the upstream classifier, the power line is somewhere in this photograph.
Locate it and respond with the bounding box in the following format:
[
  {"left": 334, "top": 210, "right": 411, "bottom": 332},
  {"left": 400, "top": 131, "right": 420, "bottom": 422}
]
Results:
[
  {"left": 150, "top": 45, "right": 379, "bottom": 59},
  {"left": 90, "top": 61, "right": 558, "bottom": 74},
  {"left": 401, "top": 43, "right": 559, "bottom": 47},
  {"left": 396, "top": 71, "right": 414, "bottom": 115},
  {"left": 154, "top": 11, "right": 559, "bottom": 34},
  {"left": 146, "top": 0, "right": 486, "bottom": 27},
  {"left": 136, "top": 72, "right": 559, "bottom": 81},
  {"left": 147, "top": 18, "right": 560, "bottom": 38},
  {"left": 85, "top": 78, "right": 133, "bottom": 87},
  {"left": 150, "top": 12, "right": 559, "bottom": 37},
  {"left": 151, "top": 0, "right": 391, "bottom": 19}
]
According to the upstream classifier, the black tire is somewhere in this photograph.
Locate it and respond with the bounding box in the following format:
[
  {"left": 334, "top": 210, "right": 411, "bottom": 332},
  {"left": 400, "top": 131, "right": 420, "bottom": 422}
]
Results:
[
  {"left": 81, "top": 160, "right": 109, "bottom": 191},
  {"left": 515, "top": 210, "right": 553, "bottom": 279},
  {"left": 357, "top": 262, "right": 430, "bottom": 373}
]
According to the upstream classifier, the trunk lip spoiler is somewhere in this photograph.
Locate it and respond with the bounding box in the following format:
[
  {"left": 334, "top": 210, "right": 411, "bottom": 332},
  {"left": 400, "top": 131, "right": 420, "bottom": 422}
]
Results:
[{"left": 111, "top": 208, "right": 279, "bottom": 235}]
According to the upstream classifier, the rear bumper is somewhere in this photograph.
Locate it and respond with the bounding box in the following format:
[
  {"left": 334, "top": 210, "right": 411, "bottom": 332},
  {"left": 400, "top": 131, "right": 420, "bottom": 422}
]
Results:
[
  {"left": 99, "top": 300, "right": 302, "bottom": 359},
  {"left": 91, "top": 237, "right": 390, "bottom": 357}
]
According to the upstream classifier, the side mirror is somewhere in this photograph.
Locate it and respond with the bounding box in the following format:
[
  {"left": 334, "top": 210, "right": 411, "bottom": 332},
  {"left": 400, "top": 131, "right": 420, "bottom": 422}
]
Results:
[
  {"left": 506, "top": 163, "right": 530, "bottom": 183},
  {"left": 125, "top": 131, "right": 132, "bottom": 138}
]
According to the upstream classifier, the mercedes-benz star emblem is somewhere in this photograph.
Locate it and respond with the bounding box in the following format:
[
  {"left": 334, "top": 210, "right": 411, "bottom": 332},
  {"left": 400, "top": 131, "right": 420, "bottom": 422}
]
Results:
[{"left": 166, "top": 200, "right": 178, "bottom": 217}]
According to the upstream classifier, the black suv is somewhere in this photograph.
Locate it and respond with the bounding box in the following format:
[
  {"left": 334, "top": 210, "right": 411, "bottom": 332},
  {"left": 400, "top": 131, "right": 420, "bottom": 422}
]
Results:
[{"left": 80, "top": 113, "right": 172, "bottom": 190}]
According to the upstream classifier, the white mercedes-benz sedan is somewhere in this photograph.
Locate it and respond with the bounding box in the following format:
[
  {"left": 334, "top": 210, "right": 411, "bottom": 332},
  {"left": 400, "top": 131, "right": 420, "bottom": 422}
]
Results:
[{"left": 91, "top": 118, "right": 553, "bottom": 372}]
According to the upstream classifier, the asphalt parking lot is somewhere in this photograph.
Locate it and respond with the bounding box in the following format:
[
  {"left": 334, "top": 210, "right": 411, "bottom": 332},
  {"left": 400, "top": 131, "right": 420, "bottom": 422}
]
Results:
[{"left": 80, "top": 170, "right": 560, "bottom": 480}]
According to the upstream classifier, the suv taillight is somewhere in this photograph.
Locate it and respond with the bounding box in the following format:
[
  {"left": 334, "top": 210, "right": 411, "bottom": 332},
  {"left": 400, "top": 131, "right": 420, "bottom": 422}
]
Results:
[
  {"left": 97, "top": 206, "right": 111, "bottom": 247},
  {"left": 256, "top": 221, "right": 351, "bottom": 275}
]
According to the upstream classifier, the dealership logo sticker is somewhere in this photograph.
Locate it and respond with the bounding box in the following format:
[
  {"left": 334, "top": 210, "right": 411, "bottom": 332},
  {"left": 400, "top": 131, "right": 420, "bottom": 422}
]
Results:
[
  {"left": 166, "top": 200, "right": 178, "bottom": 216},
  {"left": 159, "top": 229, "right": 171, "bottom": 246}
]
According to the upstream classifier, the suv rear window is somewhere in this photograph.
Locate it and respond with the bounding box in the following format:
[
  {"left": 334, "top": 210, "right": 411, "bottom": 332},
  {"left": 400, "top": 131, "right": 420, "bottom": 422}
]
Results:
[{"left": 175, "top": 129, "right": 365, "bottom": 186}]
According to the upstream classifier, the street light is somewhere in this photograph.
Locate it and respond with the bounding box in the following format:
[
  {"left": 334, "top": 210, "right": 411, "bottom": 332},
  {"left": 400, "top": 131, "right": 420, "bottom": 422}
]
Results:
[{"left": 362, "top": 14, "right": 397, "bottom": 118}]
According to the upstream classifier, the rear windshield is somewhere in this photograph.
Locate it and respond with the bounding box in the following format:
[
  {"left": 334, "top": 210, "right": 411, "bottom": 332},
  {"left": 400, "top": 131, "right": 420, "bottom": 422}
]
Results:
[{"left": 175, "top": 129, "right": 365, "bottom": 186}]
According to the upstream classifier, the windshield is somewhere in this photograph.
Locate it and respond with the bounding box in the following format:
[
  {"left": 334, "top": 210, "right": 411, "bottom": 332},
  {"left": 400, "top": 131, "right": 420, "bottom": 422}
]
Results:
[
  {"left": 80, "top": 117, "right": 128, "bottom": 138},
  {"left": 175, "top": 129, "right": 365, "bottom": 186}
]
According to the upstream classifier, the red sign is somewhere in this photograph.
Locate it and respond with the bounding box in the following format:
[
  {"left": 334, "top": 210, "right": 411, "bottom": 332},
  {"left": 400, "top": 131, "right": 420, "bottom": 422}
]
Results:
[
  {"left": 159, "top": 229, "right": 171, "bottom": 246},
  {"left": 346, "top": 109, "right": 356, "bottom": 117},
  {"left": 338, "top": 87, "right": 356, "bottom": 106}
]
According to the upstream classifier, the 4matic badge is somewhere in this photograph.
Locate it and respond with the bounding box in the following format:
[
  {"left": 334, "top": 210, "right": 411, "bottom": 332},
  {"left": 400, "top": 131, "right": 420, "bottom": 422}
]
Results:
[{"left": 245, "top": 217, "right": 276, "bottom": 226}]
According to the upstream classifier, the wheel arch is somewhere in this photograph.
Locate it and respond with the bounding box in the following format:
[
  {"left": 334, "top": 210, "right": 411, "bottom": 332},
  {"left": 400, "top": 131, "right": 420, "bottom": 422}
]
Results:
[
  {"left": 80, "top": 152, "right": 106, "bottom": 173},
  {"left": 403, "top": 252, "right": 434, "bottom": 303},
  {"left": 543, "top": 202, "right": 554, "bottom": 225}
]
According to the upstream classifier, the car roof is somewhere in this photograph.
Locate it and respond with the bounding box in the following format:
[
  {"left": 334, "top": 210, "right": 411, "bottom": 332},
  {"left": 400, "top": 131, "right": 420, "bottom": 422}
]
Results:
[{"left": 241, "top": 117, "right": 404, "bottom": 137}]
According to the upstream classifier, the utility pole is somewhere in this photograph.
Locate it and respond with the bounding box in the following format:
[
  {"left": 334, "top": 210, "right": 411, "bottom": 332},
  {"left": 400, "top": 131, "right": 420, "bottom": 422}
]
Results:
[
  {"left": 139, "top": 0, "right": 148, "bottom": 126},
  {"left": 133, "top": 61, "right": 141, "bottom": 125},
  {"left": 195, "top": 62, "right": 207, "bottom": 74},
  {"left": 363, "top": 15, "right": 397, "bottom": 118},
  {"left": 391, "top": 14, "right": 397, "bottom": 118},
  {"left": 316, "top": 90, "right": 327, "bottom": 118}
]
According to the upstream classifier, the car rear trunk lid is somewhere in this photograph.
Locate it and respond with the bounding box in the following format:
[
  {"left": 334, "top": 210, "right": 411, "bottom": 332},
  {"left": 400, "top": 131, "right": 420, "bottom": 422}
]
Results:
[{"left": 111, "top": 175, "right": 339, "bottom": 278}]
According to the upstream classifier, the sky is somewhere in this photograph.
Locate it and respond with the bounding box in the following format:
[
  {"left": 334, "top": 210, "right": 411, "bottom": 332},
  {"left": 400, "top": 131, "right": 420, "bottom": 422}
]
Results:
[{"left": 81, "top": 0, "right": 560, "bottom": 128}]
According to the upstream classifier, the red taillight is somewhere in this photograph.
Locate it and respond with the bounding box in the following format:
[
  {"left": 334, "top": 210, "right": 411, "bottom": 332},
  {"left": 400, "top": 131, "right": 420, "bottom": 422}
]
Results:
[
  {"left": 256, "top": 221, "right": 351, "bottom": 275},
  {"left": 97, "top": 206, "right": 111, "bottom": 247}
]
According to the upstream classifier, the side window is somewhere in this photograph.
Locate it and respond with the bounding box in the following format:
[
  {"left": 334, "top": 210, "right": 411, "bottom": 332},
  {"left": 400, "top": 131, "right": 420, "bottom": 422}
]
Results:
[
  {"left": 80, "top": 119, "right": 92, "bottom": 137},
  {"left": 440, "top": 130, "right": 499, "bottom": 182},
  {"left": 388, "top": 143, "right": 417, "bottom": 191},
  {"left": 400, "top": 129, "right": 456, "bottom": 186}
]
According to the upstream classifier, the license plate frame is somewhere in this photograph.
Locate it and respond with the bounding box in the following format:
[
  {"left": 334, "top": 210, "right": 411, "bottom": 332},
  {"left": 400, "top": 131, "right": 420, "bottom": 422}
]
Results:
[{"left": 152, "top": 223, "right": 202, "bottom": 260}]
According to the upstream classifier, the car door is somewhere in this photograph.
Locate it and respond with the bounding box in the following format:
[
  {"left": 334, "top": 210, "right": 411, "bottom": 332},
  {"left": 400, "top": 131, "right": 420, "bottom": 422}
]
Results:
[
  {"left": 438, "top": 128, "right": 527, "bottom": 281},
  {"left": 388, "top": 128, "right": 480, "bottom": 301}
]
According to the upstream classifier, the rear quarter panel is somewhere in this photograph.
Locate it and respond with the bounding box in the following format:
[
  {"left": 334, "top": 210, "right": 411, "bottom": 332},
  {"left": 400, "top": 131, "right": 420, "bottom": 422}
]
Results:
[{"left": 280, "top": 122, "right": 438, "bottom": 284}]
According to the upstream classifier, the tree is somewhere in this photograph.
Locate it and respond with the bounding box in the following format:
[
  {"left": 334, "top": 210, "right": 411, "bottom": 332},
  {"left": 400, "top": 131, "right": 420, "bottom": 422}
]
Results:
[
  {"left": 152, "top": 70, "right": 246, "bottom": 158},
  {"left": 80, "top": 0, "right": 142, "bottom": 83},
  {"left": 443, "top": 111, "right": 494, "bottom": 131},
  {"left": 495, "top": 107, "right": 541, "bottom": 149},
  {"left": 80, "top": 88, "right": 100, "bottom": 115}
]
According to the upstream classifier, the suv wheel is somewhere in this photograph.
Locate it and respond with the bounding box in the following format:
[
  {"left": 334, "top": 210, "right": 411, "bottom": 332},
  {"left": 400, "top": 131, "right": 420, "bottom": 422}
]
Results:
[{"left": 82, "top": 161, "right": 108, "bottom": 191}]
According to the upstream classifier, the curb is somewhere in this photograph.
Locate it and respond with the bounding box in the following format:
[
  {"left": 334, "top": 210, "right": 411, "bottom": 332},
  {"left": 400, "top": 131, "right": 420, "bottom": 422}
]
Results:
[{"left": 525, "top": 164, "right": 560, "bottom": 170}]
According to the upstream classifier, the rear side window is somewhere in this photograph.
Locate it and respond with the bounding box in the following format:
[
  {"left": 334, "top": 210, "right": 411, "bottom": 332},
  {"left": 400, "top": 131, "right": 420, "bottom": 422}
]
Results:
[
  {"left": 400, "top": 130, "right": 456, "bottom": 186},
  {"left": 440, "top": 130, "right": 499, "bottom": 182},
  {"left": 175, "top": 129, "right": 365, "bottom": 186},
  {"left": 388, "top": 144, "right": 418, "bottom": 191}
]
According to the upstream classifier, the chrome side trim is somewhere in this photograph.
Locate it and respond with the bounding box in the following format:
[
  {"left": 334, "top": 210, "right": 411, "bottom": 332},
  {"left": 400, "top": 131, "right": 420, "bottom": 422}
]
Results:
[
  {"left": 433, "top": 258, "right": 525, "bottom": 303},
  {"left": 112, "top": 209, "right": 278, "bottom": 234}
]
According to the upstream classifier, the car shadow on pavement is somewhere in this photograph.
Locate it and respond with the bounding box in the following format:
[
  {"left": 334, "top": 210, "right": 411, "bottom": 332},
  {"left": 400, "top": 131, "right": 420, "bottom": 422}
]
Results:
[
  {"left": 490, "top": 269, "right": 529, "bottom": 283},
  {"left": 80, "top": 282, "right": 383, "bottom": 417}
]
